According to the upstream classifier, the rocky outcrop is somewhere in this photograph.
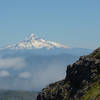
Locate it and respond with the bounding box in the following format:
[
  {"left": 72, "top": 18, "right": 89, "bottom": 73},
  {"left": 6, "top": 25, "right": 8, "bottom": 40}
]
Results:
[{"left": 37, "top": 48, "right": 100, "bottom": 100}]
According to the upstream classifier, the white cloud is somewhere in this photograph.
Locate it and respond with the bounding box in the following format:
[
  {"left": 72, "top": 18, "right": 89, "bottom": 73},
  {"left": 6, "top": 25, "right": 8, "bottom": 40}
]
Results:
[
  {"left": 0, "top": 70, "right": 10, "bottom": 77},
  {"left": 0, "top": 63, "right": 67, "bottom": 90},
  {"left": 32, "top": 63, "right": 66, "bottom": 90},
  {"left": 19, "top": 72, "right": 31, "bottom": 79},
  {"left": 0, "top": 57, "right": 25, "bottom": 70}
]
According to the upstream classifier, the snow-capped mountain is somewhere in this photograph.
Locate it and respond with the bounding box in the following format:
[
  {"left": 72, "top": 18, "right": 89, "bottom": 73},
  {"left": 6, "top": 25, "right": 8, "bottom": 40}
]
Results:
[{"left": 1, "top": 33, "right": 69, "bottom": 50}]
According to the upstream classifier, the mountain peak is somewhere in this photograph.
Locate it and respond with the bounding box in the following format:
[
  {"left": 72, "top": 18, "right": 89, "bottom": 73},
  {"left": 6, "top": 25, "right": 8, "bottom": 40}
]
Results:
[
  {"left": 28, "top": 33, "right": 37, "bottom": 38},
  {"left": 30, "top": 33, "right": 36, "bottom": 37},
  {"left": 25, "top": 33, "right": 38, "bottom": 40},
  {"left": 1, "top": 33, "right": 70, "bottom": 50}
]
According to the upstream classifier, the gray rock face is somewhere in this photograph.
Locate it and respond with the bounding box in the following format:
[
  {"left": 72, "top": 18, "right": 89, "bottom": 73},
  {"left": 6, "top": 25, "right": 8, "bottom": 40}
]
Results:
[{"left": 37, "top": 48, "right": 100, "bottom": 100}]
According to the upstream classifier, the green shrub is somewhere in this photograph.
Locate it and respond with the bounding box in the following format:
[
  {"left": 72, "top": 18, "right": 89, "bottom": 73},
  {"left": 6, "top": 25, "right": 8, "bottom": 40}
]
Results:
[
  {"left": 93, "top": 52, "right": 100, "bottom": 59},
  {"left": 81, "top": 81, "right": 100, "bottom": 100}
]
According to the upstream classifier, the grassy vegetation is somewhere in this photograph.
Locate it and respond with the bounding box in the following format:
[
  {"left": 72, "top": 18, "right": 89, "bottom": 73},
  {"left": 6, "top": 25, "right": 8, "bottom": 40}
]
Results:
[
  {"left": 51, "top": 86, "right": 58, "bottom": 93},
  {"left": 93, "top": 52, "right": 100, "bottom": 59},
  {"left": 81, "top": 81, "right": 100, "bottom": 100},
  {"left": 64, "top": 90, "right": 71, "bottom": 100}
]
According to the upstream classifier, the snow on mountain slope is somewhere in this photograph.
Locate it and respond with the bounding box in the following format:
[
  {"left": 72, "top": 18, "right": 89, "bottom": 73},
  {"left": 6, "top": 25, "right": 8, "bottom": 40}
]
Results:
[{"left": 1, "top": 33, "right": 69, "bottom": 50}]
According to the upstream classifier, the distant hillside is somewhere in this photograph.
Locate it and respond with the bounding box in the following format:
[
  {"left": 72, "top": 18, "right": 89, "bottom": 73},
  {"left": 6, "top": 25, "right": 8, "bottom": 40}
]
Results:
[
  {"left": 37, "top": 47, "right": 100, "bottom": 100},
  {"left": 0, "top": 90, "right": 38, "bottom": 100}
]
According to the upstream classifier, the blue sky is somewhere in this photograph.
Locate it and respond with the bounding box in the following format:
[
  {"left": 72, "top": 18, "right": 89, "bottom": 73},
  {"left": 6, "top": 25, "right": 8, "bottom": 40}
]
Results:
[{"left": 0, "top": 0, "right": 100, "bottom": 49}]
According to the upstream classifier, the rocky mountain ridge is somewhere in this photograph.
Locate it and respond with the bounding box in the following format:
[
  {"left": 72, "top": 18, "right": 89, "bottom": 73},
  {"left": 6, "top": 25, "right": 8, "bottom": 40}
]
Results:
[{"left": 37, "top": 47, "right": 100, "bottom": 100}]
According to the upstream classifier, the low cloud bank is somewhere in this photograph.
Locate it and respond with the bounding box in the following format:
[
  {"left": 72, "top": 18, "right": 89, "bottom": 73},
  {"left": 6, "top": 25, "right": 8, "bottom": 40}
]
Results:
[
  {"left": 32, "top": 63, "right": 66, "bottom": 90},
  {"left": 0, "top": 54, "right": 76, "bottom": 91},
  {"left": 0, "top": 63, "right": 67, "bottom": 91},
  {"left": 0, "top": 57, "right": 25, "bottom": 70},
  {"left": 0, "top": 70, "right": 10, "bottom": 77},
  {"left": 19, "top": 72, "right": 32, "bottom": 79}
]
